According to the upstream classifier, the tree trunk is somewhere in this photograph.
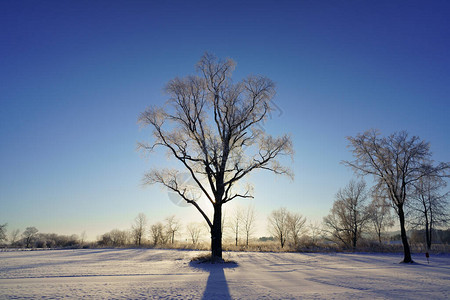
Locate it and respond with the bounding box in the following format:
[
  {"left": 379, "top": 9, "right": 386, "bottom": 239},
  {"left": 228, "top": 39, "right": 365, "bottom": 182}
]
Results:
[
  {"left": 211, "top": 204, "right": 223, "bottom": 260},
  {"left": 352, "top": 211, "right": 357, "bottom": 251},
  {"left": 425, "top": 221, "right": 431, "bottom": 251},
  {"left": 398, "top": 205, "right": 413, "bottom": 263},
  {"left": 425, "top": 211, "right": 431, "bottom": 251}
]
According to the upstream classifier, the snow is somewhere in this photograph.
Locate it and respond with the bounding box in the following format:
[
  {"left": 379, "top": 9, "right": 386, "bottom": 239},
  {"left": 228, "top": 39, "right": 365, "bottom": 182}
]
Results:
[{"left": 1, "top": 249, "right": 449, "bottom": 299}]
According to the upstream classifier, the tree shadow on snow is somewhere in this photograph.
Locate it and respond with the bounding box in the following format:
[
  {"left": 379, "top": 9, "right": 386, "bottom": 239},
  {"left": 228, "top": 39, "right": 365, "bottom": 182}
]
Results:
[{"left": 189, "top": 259, "right": 238, "bottom": 300}]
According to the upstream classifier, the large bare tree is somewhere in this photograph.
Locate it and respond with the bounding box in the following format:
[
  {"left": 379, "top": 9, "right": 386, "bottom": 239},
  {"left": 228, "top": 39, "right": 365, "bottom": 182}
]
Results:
[
  {"left": 139, "top": 53, "right": 293, "bottom": 260},
  {"left": 344, "top": 130, "right": 449, "bottom": 263}
]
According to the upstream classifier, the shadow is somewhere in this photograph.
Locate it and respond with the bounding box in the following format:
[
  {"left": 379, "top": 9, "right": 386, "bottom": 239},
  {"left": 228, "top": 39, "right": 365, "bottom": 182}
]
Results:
[{"left": 189, "top": 260, "right": 238, "bottom": 300}]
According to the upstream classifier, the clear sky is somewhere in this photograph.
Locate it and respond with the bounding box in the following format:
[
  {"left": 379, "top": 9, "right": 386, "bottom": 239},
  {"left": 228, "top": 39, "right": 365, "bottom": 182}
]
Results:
[{"left": 1, "top": 0, "right": 449, "bottom": 241}]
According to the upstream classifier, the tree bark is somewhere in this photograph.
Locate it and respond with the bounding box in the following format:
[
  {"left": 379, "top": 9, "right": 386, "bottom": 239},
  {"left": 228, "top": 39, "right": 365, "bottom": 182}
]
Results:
[
  {"left": 398, "top": 205, "right": 413, "bottom": 263},
  {"left": 211, "top": 203, "right": 223, "bottom": 260},
  {"left": 377, "top": 229, "right": 382, "bottom": 245},
  {"left": 424, "top": 208, "right": 432, "bottom": 251},
  {"left": 425, "top": 221, "right": 431, "bottom": 251}
]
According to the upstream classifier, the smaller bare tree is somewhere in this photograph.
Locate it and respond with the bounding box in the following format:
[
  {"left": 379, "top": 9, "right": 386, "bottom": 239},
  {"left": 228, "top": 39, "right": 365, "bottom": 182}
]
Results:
[
  {"left": 368, "top": 191, "right": 395, "bottom": 245},
  {"left": 323, "top": 180, "right": 371, "bottom": 250},
  {"left": 308, "top": 221, "right": 322, "bottom": 246},
  {"left": 242, "top": 205, "right": 256, "bottom": 246},
  {"left": 79, "top": 231, "right": 87, "bottom": 246},
  {"left": 286, "top": 212, "right": 307, "bottom": 248},
  {"left": 109, "top": 229, "right": 129, "bottom": 246},
  {"left": 408, "top": 175, "right": 449, "bottom": 251},
  {"left": 187, "top": 222, "right": 203, "bottom": 246},
  {"left": 268, "top": 208, "right": 289, "bottom": 248},
  {"left": 132, "top": 213, "right": 148, "bottom": 246},
  {"left": 150, "top": 222, "right": 168, "bottom": 246},
  {"left": 22, "top": 227, "right": 38, "bottom": 248},
  {"left": 0, "top": 223, "right": 7, "bottom": 245},
  {"left": 97, "top": 233, "right": 112, "bottom": 246},
  {"left": 230, "top": 207, "right": 242, "bottom": 246},
  {"left": 165, "top": 215, "right": 181, "bottom": 244},
  {"left": 9, "top": 228, "right": 20, "bottom": 246}
]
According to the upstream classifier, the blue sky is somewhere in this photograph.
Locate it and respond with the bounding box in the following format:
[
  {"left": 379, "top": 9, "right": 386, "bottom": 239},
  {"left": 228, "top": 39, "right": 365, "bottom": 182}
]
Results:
[{"left": 1, "top": 0, "right": 449, "bottom": 240}]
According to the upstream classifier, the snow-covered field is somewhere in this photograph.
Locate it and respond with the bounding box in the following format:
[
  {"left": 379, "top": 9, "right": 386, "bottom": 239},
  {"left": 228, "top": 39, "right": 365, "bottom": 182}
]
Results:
[{"left": 0, "top": 249, "right": 449, "bottom": 299}]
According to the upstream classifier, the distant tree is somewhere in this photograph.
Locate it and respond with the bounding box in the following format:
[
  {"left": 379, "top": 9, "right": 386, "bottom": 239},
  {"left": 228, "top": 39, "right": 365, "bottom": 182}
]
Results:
[
  {"left": 98, "top": 233, "right": 113, "bottom": 246},
  {"left": 132, "top": 213, "right": 148, "bottom": 246},
  {"left": 242, "top": 205, "right": 256, "bottom": 246},
  {"left": 437, "top": 228, "right": 450, "bottom": 244},
  {"left": 230, "top": 207, "right": 242, "bottom": 246},
  {"left": 165, "top": 215, "right": 181, "bottom": 244},
  {"left": 368, "top": 191, "right": 395, "bottom": 245},
  {"left": 97, "top": 229, "right": 128, "bottom": 247},
  {"left": 9, "top": 228, "right": 20, "bottom": 246},
  {"left": 308, "top": 221, "right": 322, "bottom": 246},
  {"left": 150, "top": 222, "right": 168, "bottom": 246},
  {"left": 408, "top": 175, "right": 449, "bottom": 251},
  {"left": 344, "top": 130, "right": 450, "bottom": 262},
  {"left": 409, "top": 229, "right": 425, "bottom": 245},
  {"left": 22, "top": 227, "right": 38, "bottom": 248},
  {"left": 323, "top": 180, "right": 370, "bottom": 250},
  {"left": 187, "top": 222, "right": 202, "bottom": 245},
  {"left": 138, "top": 52, "right": 293, "bottom": 260},
  {"left": 286, "top": 212, "right": 307, "bottom": 248},
  {"left": 258, "top": 236, "right": 274, "bottom": 242},
  {"left": 33, "top": 233, "right": 79, "bottom": 248},
  {"left": 80, "top": 231, "right": 87, "bottom": 246},
  {"left": 268, "top": 208, "right": 289, "bottom": 248},
  {"left": 0, "top": 223, "right": 7, "bottom": 245},
  {"left": 109, "top": 229, "right": 128, "bottom": 246}
]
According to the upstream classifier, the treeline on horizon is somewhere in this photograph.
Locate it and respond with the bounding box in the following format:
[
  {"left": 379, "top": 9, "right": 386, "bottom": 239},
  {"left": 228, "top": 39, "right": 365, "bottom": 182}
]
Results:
[{"left": 1, "top": 211, "right": 450, "bottom": 252}]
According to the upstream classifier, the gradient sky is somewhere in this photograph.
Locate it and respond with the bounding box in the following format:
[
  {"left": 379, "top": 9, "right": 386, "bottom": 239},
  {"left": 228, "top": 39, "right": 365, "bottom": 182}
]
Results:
[{"left": 1, "top": 0, "right": 449, "bottom": 241}]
